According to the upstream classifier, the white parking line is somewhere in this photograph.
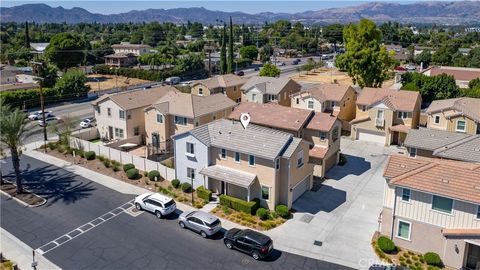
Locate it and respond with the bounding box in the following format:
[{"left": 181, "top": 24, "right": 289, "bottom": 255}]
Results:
[{"left": 36, "top": 200, "right": 133, "bottom": 255}]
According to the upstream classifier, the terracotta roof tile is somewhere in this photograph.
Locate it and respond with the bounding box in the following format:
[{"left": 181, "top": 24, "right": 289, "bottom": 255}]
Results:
[
  {"left": 305, "top": 112, "right": 338, "bottom": 132},
  {"left": 309, "top": 146, "right": 328, "bottom": 159},
  {"left": 426, "top": 97, "right": 480, "bottom": 122},
  {"left": 194, "top": 74, "right": 245, "bottom": 89},
  {"left": 91, "top": 86, "right": 177, "bottom": 110},
  {"left": 389, "top": 124, "right": 411, "bottom": 133},
  {"left": 423, "top": 66, "right": 480, "bottom": 81},
  {"left": 442, "top": 228, "right": 480, "bottom": 236},
  {"left": 356, "top": 88, "right": 420, "bottom": 112},
  {"left": 292, "top": 84, "right": 354, "bottom": 102}
]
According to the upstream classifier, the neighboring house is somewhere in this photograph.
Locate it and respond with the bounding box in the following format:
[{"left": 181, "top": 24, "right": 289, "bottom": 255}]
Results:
[
  {"left": 385, "top": 44, "right": 408, "bottom": 62},
  {"left": 426, "top": 97, "right": 480, "bottom": 135},
  {"left": 0, "top": 69, "right": 17, "bottom": 85},
  {"left": 421, "top": 66, "right": 480, "bottom": 88},
  {"left": 350, "top": 88, "right": 421, "bottom": 146},
  {"left": 144, "top": 92, "right": 236, "bottom": 153},
  {"left": 112, "top": 43, "right": 151, "bottom": 56},
  {"left": 290, "top": 83, "right": 357, "bottom": 131},
  {"left": 191, "top": 74, "right": 245, "bottom": 103},
  {"left": 241, "top": 77, "right": 301, "bottom": 106},
  {"left": 404, "top": 128, "right": 480, "bottom": 163},
  {"left": 104, "top": 53, "right": 138, "bottom": 67},
  {"left": 229, "top": 102, "right": 341, "bottom": 178},
  {"left": 172, "top": 119, "right": 313, "bottom": 209},
  {"left": 91, "top": 86, "right": 177, "bottom": 140},
  {"left": 381, "top": 155, "right": 480, "bottom": 270}
]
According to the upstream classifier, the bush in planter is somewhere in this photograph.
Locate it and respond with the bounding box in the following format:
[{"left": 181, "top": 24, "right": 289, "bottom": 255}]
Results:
[
  {"left": 84, "top": 151, "right": 96, "bottom": 160},
  {"left": 256, "top": 208, "right": 269, "bottom": 220},
  {"left": 97, "top": 155, "right": 105, "bottom": 162},
  {"left": 171, "top": 179, "right": 180, "bottom": 188},
  {"left": 123, "top": 163, "right": 135, "bottom": 172},
  {"left": 47, "top": 142, "right": 58, "bottom": 150},
  {"left": 423, "top": 252, "right": 443, "bottom": 267},
  {"left": 196, "top": 186, "right": 212, "bottom": 201},
  {"left": 126, "top": 168, "right": 139, "bottom": 179},
  {"left": 148, "top": 170, "right": 161, "bottom": 181},
  {"left": 219, "top": 195, "right": 259, "bottom": 215},
  {"left": 377, "top": 236, "right": 396, "bottom": 253},
  {"left": 275, "top": 205, "right": 289, "bottom": 218},
  {"left": 112, "top": 164, "right": 120, "bottom": 172},
  {"left": 181, "top": 182, "right": 192, "bottom": 193},
  {"left": 103, "top": 159, "right": 111, "bottom": 168}
]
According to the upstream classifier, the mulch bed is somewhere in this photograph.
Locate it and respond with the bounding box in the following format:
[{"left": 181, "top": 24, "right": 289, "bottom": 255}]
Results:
[
  {"left": 0, "top": 181, "right": 45, "bottom": 206},
  {"left": 211, "top": 206, "right": 286, "bottom": 231}
]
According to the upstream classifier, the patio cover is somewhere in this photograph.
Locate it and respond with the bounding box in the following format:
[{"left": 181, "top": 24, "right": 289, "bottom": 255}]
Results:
[
  {"left": 119, "top": 143, "right": 138, "bottom": 148},
  {"left": 199, "top": 165, "right": 256, "bottom": 188}
]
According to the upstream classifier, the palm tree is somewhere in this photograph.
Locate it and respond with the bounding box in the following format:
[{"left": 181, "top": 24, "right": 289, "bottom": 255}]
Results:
[{"left": 0, "top": 100, "right": 28, "bottom": 193}]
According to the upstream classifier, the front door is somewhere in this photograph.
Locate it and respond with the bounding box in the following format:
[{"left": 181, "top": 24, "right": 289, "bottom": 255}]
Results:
[
  {"left": 392, "top": 132, "right": 399, "bottom": 145},
  {"left": 108, "top": 126, "right": 113, "bottom": 139},
  {"left": 466, "top": 243, "right": 480, "bottom": 270},
  {"left": 152, "top": 132, "right": 159, "bottom": 148}
]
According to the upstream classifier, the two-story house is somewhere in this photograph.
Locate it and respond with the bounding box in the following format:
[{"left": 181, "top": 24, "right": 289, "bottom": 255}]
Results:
[
  {"left": 381, "top": 155, "right": 480, "bottom": 270},
  {"left": 111, "top": 43, "right": 151, "bottom": 56},
  {"left": 426, "top": 97, "right": 480, "bottom": 135},
  {"left": 290, "top": 83, "right": 357, "bottom": 130},
  {"left": 172, "top": 119, "right": 313, "bottom": 209},
  {"left": 91, "top": 86, "right": 177, "bottom": 141},
  {"left": 144, "top": 91, "right": 236, "bottom": 152},
  {"left": 229, "top": 102, "right": 341, "bottom": 178},
  {"left": 350, "top": 88, "right": 421, "bottom": 146},
  {"left": 191, "top": 74, "right": 245, "bottom": 103},
  {"left": 241, "top": 77, "right": 301, "bottom": 106}
]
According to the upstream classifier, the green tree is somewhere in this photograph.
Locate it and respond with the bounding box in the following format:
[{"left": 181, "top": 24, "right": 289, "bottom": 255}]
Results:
[
  {"left": 467, "top": 47, "right": 480, "bottom": 68},
  {"left": 175, "top": 53, "right": 204, "bottom": 73},
  {"left": 259, "top": 63, "right": 280, "bottom": 77},
  {"left": 54, "top": 70, "right": 90, "bottom": 98},
  {"left": 220, "top": 23, "right": 227, "bottom": 74},
  {"left": 323, "top": 24, "right": 344, "bottom": 52},
  {"left": 45, "top": 33, "right": 87, "bottom": 71},
  {"left": 35, "top": 62, "right": 58, "bottom": 88},
  {"left": 335, "top": 19, "right": 393, "bottom": 87},
  {"left": 228, "top": 16, "right": 234, "bottom": 74},
  {"left": 0, "top": 100, "right": 28, "bottom": 193},
  {"left": 415, "top": 50, "right": 432, "bottom": 68},
  {"left": 50, "top": 115, "right": 78, "bottom": 147},
  {"left": 432, "top": 46, "right": 454, "bottom": 66},
  {"left": 239, "top": 45, "right": 258, "bottom": 60},
  {"left": 24, "top": 21, "right": 30, "bottom": 48}
]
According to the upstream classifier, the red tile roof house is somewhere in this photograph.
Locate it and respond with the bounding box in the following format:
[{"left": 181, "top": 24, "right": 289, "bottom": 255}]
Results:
[
  {"left": 380, "top": 155, "right": 480, "bottom": 269},
  {"left": 421, "top": 66, "right": 480, "bottom": 88}
]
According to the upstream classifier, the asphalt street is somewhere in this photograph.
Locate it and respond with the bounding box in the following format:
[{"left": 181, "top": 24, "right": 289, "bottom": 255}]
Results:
[{"left": 1, "top": 156, "right": 352, "bottom": 270}]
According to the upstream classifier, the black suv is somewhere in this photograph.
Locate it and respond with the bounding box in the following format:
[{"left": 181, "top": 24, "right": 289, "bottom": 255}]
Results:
[{"left": 223, "top": 228, "right": 273, "bottom": 260}]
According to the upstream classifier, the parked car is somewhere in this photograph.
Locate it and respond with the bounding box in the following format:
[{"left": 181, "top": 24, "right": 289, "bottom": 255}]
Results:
[
  {"left": 235, "top": 71, "right": 245, "bottom": 76},
  {"left": 292, "top": 60, "right": 299, "bottom": 65},
  {"left": 79, "top": 117, "right": 96, "bottom": 128},
  {"left": 28, "top": 111, "right": 52, "bottom": 120},
  {"left": 224, "top": 228, "right": 273, "bottom": 260},
  {"left": 134, "top": 193, "right": 176, "bottom": 219},
  {"left": 178, "top": 210, "right": 222, "bottom": 238},
  {"left": 37, "top": 116, "right": 62, "bottom": 127},
  {"left": 254, "top": 67, "right": 260, "bottom": 71},
  {"left": 280, "top": 62, "right": 286, "bottom": 66},
  {"left": 165, "top": 76, "right": 181, "bottom": 85}
]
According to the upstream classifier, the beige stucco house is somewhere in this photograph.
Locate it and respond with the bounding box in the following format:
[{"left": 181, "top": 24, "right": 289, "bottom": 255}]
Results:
[
  {"left": 350, "top": 88, "right": 421, "bottom": 146},
  {"left": 381, "top": 155, "right": 480, "bottom": 269},
  {"left": 191, "top": 74, "right": 245, "bottom": 103},
  {"left": 426, "top": 97, "right": 480, "bottom": 135},
  {"left": 241, "top": 77, "right": 301, "bottom": 106},
  {"left": 290, "top": 83, "right": 357, "bottom": 131},
  {"left": 144, "top": 91, "right": 236, "bottom": 153}
]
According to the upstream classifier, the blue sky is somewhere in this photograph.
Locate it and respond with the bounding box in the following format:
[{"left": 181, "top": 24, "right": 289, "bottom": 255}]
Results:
[{"left": 1, "top": 0, "right": 466, "bottom": 14}]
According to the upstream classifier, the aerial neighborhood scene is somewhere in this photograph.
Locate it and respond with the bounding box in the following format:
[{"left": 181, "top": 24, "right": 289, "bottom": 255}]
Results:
[{"left": 2, "top": 0, "right": 480, "bottom": 269}]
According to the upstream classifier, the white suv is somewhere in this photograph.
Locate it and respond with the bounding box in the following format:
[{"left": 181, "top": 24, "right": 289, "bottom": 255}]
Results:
[{"left": 134, "top": 193, "right": 176, "bottom": 218}]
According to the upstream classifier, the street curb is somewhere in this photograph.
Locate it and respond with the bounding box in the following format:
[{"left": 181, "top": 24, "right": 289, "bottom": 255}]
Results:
[{"left": 0, "top": 186, "right": 47, "bottom": 208}]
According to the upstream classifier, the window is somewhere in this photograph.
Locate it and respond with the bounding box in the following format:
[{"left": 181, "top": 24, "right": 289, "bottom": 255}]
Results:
[
  {"left": 331, "top": 101, "right": 336, "bottom": 107},
  {"left": 233, "top": 86, "right": 237, "bottom": 91},
  {"left": 119, "top": 110, "right": 125, "bottom": 120},
  {"left": 477, "top": 205, "right": 480, "bottom": 219},
  {"left": 248, "top": 155, "right": 255, "bottom": 166},
  {"left": 308, "top": 100, "right": 314, "bottom": 109},
  {"left": 234, "top": 152, "right": 240, "bottom": 163},
  {"left": 319, "top": 132, "right": 327, "bottom": 141},
  {"left": 261, "top": 185, "right": 270, "bottom": 201},
  {"left": 332, "top": 127, "right": 339, "bottom": 142},
  {"left": 296, "top": 98, "right": 299, "bottom": 105},
  {"left": 133, "top": 126, "right": 140, "bottom": 136},
  {"left": 432, "top": 195, "right": 453, "bottom": 214},
  {"left": 213, "top": 115, "right": 216, "bottom": 120},
  {"left": 456, "top": 120, "right": 466, "bottom": 132},
  {"left": 186, "top": 142, "right": 195, "bottom": 156},
  {"left": 95, "top": 106, "right": 100, "bottom": 114},
  {"left": 195, "top": 121, "right": 199, "bottom": 127},
  {"left": 275, "top": 158, "right": 280, "bottom": 170},
  {"left": 434, "top": 115, "right": 440, "bottom": 124},
  {"left": 175, "top": 116, "right": 187, "bottom": 126},
  {"left": 408, "top": 148, "right": 417, "bottom": 157},
  {"left": 297, "top": 150, "right": 304, "bottom": 168},
  {"left": 187, "top": 167, "right": 195, "bottom": 180},
  {"left": 198, "top": 88, "right": 203, "bottom": 96},
  {"left": 107, "top": 108, "right": 112, "bottom": 116},
  {"left": 156, "top": 114, "right": 164, "bottom": 124},
  {"left": 220, "top": 148, "right": 227, "bottom": 159},
  {"left": 377, "top": 110, "right": 384, "bottom": 119},
  {"left": 114, "top": 128, "right": 124, "bottom": 138},
  {"left": 401, "top": 188, "right": 411, "bottom": 202},
  {"left": 397, "top": 220, "right": 411, "bottom": 240},
  {"left": 127, "top": 111, "right": 131, "bottom": 120},
  {"left": 361, "top": 105, "right": 367, "bottom": 112},
  {"left": 398, "top": 111, "right": 409, "bottom": 119},
  {"left": 251, "top": 93, "right": 256, "bottom": 101}
]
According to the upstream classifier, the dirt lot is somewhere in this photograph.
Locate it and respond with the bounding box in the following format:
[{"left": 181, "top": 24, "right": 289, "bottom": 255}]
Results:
[
  {"left": 87, "top": 74, "right": 151, "bottom": 92},
  {"left": 292, "top": 68, "right": 395, "bottom": 87}
]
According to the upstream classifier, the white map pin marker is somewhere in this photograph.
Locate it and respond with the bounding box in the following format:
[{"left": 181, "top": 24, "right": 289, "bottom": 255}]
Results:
[{"left": 240, "top": 113, "right": 250, "bottom": 129}]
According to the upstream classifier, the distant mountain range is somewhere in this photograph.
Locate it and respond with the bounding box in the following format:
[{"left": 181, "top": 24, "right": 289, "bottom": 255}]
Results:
[{"left": 2, "top": 2, "right": 480, "bottom": 24}]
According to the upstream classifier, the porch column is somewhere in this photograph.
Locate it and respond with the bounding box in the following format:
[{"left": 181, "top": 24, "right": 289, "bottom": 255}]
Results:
[{"left": 247, "top": 186, "right": 251, "bottom": 202}]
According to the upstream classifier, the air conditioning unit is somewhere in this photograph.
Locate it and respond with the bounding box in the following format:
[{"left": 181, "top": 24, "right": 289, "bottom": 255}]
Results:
[{"left": 375, "top": 118, "right": 385, "bottom": 127}]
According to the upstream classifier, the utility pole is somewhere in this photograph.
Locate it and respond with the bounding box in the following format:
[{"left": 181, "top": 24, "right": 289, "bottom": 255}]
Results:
[{"left": 32, "top": 61, "right": 48, "bottom": 152}]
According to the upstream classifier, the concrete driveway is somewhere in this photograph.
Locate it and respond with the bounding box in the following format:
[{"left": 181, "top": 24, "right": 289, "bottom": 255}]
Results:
[{"left": 265, "top": 139, "right": 401, "bottom": 269}]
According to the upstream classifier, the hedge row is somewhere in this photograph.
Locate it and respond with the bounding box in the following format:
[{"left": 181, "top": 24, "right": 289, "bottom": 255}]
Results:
[
  {"left": 92, "top": 64, "right": 182, "bottom": 81},
  {"left": 0, "top": 87, "right": 59, "bottom": 108},
  {"left": 196, "top": 186, "right": 212, "bottom": 201},
  {"left": 219, "top": 194, "right": 259, "bottom": 215}
]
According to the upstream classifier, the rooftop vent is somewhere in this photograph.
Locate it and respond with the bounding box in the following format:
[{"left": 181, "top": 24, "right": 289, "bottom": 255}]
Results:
[
  {"left": 400, "top": 164, "right": 406, "bottom": 168},
  {"left": 441, "top": 179, "right": 449, "bottom": 183}
]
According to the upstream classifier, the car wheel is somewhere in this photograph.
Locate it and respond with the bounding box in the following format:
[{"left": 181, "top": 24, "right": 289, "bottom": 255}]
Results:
[
  {"left": 200, "top": 231, "right": 207, "bottom": 238},
  {"left": 155, "top": 211, "right": 163, "bottom": 219},
  {"left": 179, "top": 221, "right": 186, "bottom": 228},
  {"left": 135, "top": 203, "right": 142, "bottom": 210},
  {"left": 252, "top": 251, "right": 260, "bottom": 260},
  {"left": 225, "top": 240, "right": 233, "bottom": 249}
]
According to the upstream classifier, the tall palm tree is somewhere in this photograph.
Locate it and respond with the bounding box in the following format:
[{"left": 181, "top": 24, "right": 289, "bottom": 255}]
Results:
[{"left": 0, "top": 100, "right": 28, "bottom": 193}]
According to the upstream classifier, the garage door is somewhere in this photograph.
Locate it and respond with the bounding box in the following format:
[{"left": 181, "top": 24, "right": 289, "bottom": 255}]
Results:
[
  {"left": 292, "top": 176, "right": 310, "bottom": 203},
  {"left": 357, "top": 129, "right": 385, "bottom": 144}
]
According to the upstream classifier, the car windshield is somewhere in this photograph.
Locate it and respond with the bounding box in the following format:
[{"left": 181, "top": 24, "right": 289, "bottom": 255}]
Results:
[
  {"left": 205, "top": 219, "right": 220, "bottom": 228},
  {"left": 164, "top": 200, "right": 175, "bottom": 208}
]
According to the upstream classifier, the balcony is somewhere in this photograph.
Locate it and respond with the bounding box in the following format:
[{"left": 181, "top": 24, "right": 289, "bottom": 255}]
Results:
[{"left": 375, "top": 118, "right": 385, "bottom": 127}]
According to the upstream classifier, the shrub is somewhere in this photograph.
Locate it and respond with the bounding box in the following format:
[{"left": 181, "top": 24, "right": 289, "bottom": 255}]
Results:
[
  {"left": 423, "top": 252, "right": 443, "bottom": 267},
  {"left": 275, "top": 205, "right": 289, "bottom": 218},
  {"left": 196, "top": 186, "right": 212, "bottom": 201},
  {"left": 126, "top": 168, "right": 139, "bottom": 179},
  {"left": 181, "top": 182, "right": 192, "bottom": 193},
  {"left": 219, "top": 195, "right": 259, "bottom": 215},
  {"left": 270, "top": 211, "right": 278, "bottom": 219},
  {"left": 148, "top": 170, "right": 161, "bottom": 181},
  {"left": 112, "top": 164, "right": 120, "bottom": 172},
  {"left": 57, "top": 144, "right": 69, "bottom": 153},
  {"left": 377, "top": 236, "right": 396, "bottom": 253},
  {"left": 123, "top": 163, "right": 135, "bottom": 172},
  {"left": 97, "top": 155, "right": 105, "bottom": 162},
  {"left": 256, "top": 208, "right": 269, "bottom": 220},
  {"left": 103, "top": 159, "right": 111, "bottom": 168},
  {"left": 144, "top": 171, "right": 149, "bottom": 177},
  {"left": 338, "top": 154, "right": 347, "bottom": 166},
  {"left": 47, "top": 142, "right": 58, "bottom": 150},
  {"left": 161, "top": 159, "right": 174, "bottom": 169},
  {"left": 171, "top": 179, "right": 180, "bottom": 188},
  {"left": 84, "top": 151, "right": 96, "bottom": 160}
]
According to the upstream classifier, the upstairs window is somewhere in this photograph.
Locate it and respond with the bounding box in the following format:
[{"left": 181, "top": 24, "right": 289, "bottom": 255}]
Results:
[
  {"left": 332, "top": 127, "right": 339, "bottom": 142},
  {"left": 107, "top": 108, "right": 112, "bottom": 116},
  {"left": 119, "top": 110, "right": 125, "bottom": 120},
  {"left": 186, "top": 142, "right": 195, "bottom": 156},
  {"left": 456, "top": 120, "right": 466, "bottom": 133},
  {"left": 248, "top": 155, "right": 255, "bottom": 167},
  {"left": 175, "top": 116, "right": 187, "bottom": 126},
  {"left": 198, "top": 88, "right": 203, "bottom": 96},
  {"left": 220, "top": 148, "right": 227, "bottom": 159},
  {"left": 319, "top": 132, "right": 327, "bottom": 141},
  {"left": 434, "top": 115, "right": 440, "bottom": 124},
  {"left": 398, "top": 111, "right": 409, "bottom": 119},
  {"left": 275, "top": 158, "right": 280, "bottom": 170},
  {"left": 234, "top": 152, "right": 241, "bottom": 163},
  {"left": 432, "top": 195, "right": 453, "bottom": 214},
  {"left": 297, "top": 150, "right": 304, "bottom": 168},
  {"left": 401, "top": 188, "right": 411, "bottom": 202},
  {"left": 308, "top": 100, "right": 314, "bottom": 109},
  {"left": 409, "top": 148, "right": 417, "bottom": 157},
  {"left": 361, "top": 105, "right": 367, "bottom": 112},
  {"left": 296, "top": 98, "right": 299, "bottom": 105},
  {"left": 156, "top": 114, "right": 164, "bottom": 124}
]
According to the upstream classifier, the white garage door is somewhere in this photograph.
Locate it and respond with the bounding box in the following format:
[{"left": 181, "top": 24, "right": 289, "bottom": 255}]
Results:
[
  {"left": 357, "top": 129, "right": 385, "bottom": 144},
  {"left": 292, "top": 176, "right": 310, "bottom": 202}
]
